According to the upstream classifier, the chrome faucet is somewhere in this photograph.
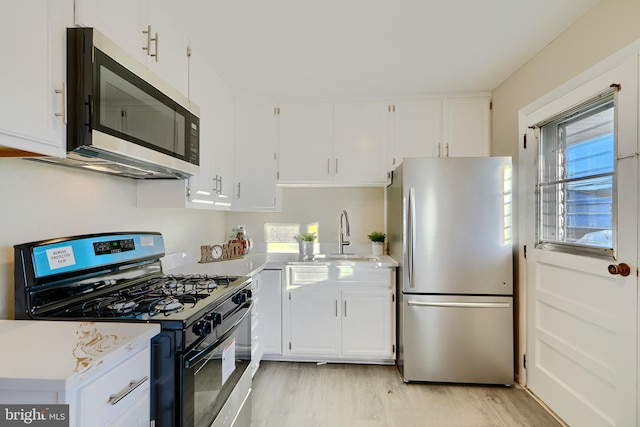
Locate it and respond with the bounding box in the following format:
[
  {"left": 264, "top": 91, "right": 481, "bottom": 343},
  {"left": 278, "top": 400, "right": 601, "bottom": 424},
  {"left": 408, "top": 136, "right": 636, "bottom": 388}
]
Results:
[{"left": 338, "top": 210, "right": 351, "bottom": 254}]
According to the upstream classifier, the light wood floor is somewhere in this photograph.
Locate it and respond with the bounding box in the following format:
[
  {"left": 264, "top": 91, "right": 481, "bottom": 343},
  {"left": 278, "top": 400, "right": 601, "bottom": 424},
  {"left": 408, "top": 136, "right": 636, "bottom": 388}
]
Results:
[{"left": 251, "top": 361, "right": 563, "bottom": 427}]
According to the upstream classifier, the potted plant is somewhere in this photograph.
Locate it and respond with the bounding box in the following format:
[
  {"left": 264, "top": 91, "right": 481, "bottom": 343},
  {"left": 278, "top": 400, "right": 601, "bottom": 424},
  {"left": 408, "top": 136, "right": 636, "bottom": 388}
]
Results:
[
  {"left": 367, "top": 231, "right": 386, "bottom": 256},
  {"left": 294, "top": 232, "right": 316, "bottom": 258}
]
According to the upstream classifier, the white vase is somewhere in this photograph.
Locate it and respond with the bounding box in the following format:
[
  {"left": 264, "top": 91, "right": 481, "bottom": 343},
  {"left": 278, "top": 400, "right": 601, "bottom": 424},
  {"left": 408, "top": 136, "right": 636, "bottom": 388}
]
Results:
[{"left": 371, "top": 241, "right": 384, "bottom": 256}]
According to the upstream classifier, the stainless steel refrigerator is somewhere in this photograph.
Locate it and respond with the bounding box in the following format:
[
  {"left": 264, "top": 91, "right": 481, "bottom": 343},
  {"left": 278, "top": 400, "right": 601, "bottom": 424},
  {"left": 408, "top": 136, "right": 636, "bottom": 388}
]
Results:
[{"left": 388, "top": 157, "right": 513, "bottom": 385}]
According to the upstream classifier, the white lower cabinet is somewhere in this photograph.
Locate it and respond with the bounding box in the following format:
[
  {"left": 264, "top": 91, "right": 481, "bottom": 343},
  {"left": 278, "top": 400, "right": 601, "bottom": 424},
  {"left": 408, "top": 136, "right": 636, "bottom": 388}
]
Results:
[
  {"left": 260, "top": 269, "right": 284, "bottom": 357},
  {"left": 282, "top": 266, "right": 395, "bottom": 363},
  {"left": 289, "top": 285, "right": 342, "bottom": 357},
  {"left": 341, "top": 288, "right": 393, "bottom": 359},
  {"left": 0, "top": 321, "right": 158, "bottom": 427},
  {"left": 78, "top": 348, "right": 151, "bottom": 427}
]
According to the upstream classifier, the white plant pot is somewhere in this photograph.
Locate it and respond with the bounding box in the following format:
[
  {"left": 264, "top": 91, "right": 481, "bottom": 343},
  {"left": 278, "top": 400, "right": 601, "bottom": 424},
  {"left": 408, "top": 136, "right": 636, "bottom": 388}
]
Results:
[
  {"left": 299, "top": 241, "right": 314, "bottom": 258},
  {"left": 371, "top": 242, "right": 384, "bottom": 256}
]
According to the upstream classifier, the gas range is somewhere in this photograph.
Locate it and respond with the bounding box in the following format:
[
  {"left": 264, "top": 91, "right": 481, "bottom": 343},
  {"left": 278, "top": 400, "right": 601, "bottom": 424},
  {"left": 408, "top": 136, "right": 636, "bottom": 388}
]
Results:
[
  {"left": 14, "top": 232, "right": 254, "bottom": 427},
  {"left": 14, "top": 232, "right": 250, "bottom": 346}
]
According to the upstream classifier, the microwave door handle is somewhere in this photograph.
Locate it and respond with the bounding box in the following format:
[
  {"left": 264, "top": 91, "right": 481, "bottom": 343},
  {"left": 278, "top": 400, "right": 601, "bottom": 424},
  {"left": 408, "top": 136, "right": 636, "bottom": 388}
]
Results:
[
  {"left": 184, "top": 301, "right": 253, "bottom": 368},
  {"left": 85, "top": 94, "right": 93, "bottom": 131}
]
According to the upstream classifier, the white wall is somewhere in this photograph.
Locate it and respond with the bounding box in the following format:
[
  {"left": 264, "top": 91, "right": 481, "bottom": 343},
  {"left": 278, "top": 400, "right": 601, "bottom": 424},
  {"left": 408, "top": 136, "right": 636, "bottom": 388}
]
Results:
[
  {"left": 0, "top": 158, "right": 385, "bottom": 320},
  {"left": 0, "top": 158, "right": 226, "bottom": 319},
  {"left": 491, "top": 0, "right": 640, "bottom": 381}
]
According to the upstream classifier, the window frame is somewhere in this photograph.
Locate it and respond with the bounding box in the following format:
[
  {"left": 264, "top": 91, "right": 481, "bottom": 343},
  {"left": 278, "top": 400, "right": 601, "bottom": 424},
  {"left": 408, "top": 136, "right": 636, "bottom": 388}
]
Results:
[{"left": 533, "top": 88, "right": 617, "bottom": 258}]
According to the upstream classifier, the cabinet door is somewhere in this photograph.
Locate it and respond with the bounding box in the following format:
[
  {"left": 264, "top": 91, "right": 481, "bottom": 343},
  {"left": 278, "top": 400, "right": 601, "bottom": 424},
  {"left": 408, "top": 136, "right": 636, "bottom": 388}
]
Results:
[
  {"left": 333, "top": 101, "right": 390, "bottom": 184},
  {"left": 206, "top": 61, "right": 235, "bottom": 208},
  {"left": 0, "top": 0, "right": 69, "bottom": 156},
  {"left": 341, "top": 288, "right": 393, "bottom": 359},
  {"left": 442, "top": 98, "right": 491, "bottom": 157},
  {"left": 233, "top": 93, "right": 279, "bottom": 211},
  {"left": 278, "top": 102, "right": 333, "bottom": 184},
  {"left": 76, "top": 0, "right": 189, "bottom": 97},
  {"left": 144, "top": 4, "right": 189, "bottom": 96},
  {"left": 186, "top": 44, "right": 216, "bottom": 207},
  {"left": 74, "top": 0, "right": 146, "bottom": 63},
  {"left": 289, "top": 285, "right": 341, "bottom": 357},
  {"left": 260, "top": 269, "right": 283, "bottom": 356},
  {"left": 394, "top": 99, "right": 443, "bottom": 163}
]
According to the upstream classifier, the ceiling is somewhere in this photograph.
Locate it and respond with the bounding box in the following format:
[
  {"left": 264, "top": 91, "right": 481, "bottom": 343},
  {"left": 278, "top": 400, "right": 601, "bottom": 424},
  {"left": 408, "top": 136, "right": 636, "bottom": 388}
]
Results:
[{"left": 165, "top": 0, "right": 601, "bottom": 100}]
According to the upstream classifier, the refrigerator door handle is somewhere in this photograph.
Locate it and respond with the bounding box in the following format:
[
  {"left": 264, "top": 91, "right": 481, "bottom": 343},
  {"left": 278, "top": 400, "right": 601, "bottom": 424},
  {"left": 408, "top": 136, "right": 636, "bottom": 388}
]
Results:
[
  {"left": 407, "top": 301, "right": 511, "bottom": 309},
  {"left": 408, "top": 187, "right": 416, "bottom": 288}
]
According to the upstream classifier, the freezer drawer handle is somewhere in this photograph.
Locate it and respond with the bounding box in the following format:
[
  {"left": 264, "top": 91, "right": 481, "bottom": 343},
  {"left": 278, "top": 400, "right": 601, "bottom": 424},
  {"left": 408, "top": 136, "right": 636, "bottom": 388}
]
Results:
[{"left": 407, "top": 301, "right": 511, "bottom": 309}]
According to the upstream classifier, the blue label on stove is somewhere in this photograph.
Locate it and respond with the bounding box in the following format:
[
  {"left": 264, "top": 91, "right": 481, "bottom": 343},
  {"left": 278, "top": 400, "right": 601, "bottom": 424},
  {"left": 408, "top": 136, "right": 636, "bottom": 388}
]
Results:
[{"left": 31, "top": 233, "right": 165, "bottom": 278}]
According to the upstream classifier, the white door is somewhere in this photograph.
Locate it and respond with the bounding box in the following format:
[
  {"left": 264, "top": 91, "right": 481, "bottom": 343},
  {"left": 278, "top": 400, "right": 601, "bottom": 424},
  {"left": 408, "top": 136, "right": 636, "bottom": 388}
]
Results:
[{"left": 524, "top": 57, "right": 638, "bottom": 426}]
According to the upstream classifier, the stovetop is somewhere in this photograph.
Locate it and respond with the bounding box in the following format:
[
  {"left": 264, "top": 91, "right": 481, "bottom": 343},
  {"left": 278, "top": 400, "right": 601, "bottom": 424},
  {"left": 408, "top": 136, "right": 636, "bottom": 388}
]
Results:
[{"left": 45, "top": 274, "right": 246, "bottom": 322}]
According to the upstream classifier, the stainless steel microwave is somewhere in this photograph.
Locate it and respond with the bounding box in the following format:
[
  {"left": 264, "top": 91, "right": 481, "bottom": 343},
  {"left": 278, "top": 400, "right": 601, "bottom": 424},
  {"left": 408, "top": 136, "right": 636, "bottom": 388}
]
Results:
[{"left": 38, "top": 27, "right": 199, "bottom": 179}]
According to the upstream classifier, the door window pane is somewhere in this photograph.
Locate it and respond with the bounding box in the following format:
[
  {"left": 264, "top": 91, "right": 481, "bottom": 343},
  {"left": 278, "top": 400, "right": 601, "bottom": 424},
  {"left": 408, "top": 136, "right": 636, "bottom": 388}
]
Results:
[{"left": 536, "top": 93, "right": 615, "bottom": 253}]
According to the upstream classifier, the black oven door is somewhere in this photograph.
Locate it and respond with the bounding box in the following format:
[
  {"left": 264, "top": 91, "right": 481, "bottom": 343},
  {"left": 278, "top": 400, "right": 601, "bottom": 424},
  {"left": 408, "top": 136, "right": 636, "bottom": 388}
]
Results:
[{"left": 180, "top": 301, "right": 252, "bottom": 427}]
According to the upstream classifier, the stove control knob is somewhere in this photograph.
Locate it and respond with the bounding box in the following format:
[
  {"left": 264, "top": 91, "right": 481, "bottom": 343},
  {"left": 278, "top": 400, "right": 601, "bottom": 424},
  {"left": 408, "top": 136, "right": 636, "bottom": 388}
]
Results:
[
  {"left": 232, "top": 292, "right": 247, "bottom": 304},
  {"left": 205, "top": 312, "right": 222, "bottom": 327},
  {"left": 243, "top": 289, "right": 252, "bottom": 299},
  {"left": 192, "top": 320, "right": 212, "bottom": 337}
]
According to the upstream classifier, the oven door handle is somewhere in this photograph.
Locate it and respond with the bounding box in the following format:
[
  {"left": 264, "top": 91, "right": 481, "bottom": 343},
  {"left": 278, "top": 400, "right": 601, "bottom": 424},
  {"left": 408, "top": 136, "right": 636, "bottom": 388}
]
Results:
[{"left": 184, "top": 301, "right": 253, "bottom": 369}]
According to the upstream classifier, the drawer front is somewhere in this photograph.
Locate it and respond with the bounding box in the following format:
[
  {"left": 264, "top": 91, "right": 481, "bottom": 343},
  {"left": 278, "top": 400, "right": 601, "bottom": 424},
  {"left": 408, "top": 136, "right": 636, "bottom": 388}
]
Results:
[{"left": 79, "top": 347, "right": 151, "bottom": 427}]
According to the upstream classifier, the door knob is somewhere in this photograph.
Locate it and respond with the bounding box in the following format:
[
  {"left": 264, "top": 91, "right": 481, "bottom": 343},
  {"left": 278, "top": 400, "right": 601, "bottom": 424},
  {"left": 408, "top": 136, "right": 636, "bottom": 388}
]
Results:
[{"left": 607, "top": 263, "right": 631, "bottom": 277}]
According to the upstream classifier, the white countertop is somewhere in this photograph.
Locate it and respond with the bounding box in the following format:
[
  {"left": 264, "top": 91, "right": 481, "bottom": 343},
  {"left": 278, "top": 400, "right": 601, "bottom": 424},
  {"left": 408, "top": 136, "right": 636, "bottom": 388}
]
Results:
[
  {"left": 163, "top": 252, "right": 398, "bottom": 276},
  {"left": 0, "top": 320, "right": 160, "bottom": 392}
]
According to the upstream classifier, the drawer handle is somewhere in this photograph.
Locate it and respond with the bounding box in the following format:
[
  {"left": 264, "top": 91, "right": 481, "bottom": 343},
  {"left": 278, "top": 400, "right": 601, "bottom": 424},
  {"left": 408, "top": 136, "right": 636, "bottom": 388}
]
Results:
[{"left": 109, "top": 376, "right": 149, "bottom": 405}]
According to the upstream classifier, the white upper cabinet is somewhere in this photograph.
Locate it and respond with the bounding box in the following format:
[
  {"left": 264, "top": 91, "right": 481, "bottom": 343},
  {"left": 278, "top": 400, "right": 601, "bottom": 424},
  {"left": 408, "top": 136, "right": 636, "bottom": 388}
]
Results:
[
  {"left": 74, "top": 0, "right": 189, "bottom": 96},
  {"left": 0, "top": 0, "right": 71, "bottom": 157},
  {"left": 278, "top": 102, "right": 334, "bottom": 184},
  {"left": 442, "top": 97, "right": 491, "bottom": 157},
  {"left": 278, "top": 100, "right": 390, "bottom": 186},
  {"left": 392, "top": 98, "right": 443, "bottom": 165},
  {"left": 137, "top": 42, "right": 234, "bottom": 210},
  {"left": 333, "top": 101, "right": 390, "bottom": 185},
  {"left": 233, "top": 93, "right": 279, "bottom": 211},
  {"left": 185, "top": 42, "right": 234, "bottom": 209},
  {"left": 390, "top": 96, "right": 491, "bottom": 167}
]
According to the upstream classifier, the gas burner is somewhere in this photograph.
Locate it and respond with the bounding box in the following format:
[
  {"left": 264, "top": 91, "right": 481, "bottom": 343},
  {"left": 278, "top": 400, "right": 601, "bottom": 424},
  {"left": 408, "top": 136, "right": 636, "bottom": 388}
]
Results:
[
  {"left": 153, "top": 297, "right": 184, "bottom": 314},
  {"left": 196, "top": 281, "right": 218, "bottom": 291},
  {"left": 107, "top": 300, "right": 138, "bottom": 313},
  {"left": 164, "top": 279, "right": 179, "bottom": 289}
]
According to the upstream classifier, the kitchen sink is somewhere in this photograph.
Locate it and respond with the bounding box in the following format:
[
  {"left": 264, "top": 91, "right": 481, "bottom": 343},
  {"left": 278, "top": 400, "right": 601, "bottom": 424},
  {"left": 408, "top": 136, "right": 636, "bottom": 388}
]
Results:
[{"left": 311, "top": 253, "right": 379, "bottom": 261}]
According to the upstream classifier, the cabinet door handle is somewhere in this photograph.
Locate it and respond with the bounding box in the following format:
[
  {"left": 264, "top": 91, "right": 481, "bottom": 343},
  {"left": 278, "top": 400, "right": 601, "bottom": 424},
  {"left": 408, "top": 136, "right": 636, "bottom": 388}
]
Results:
[
  {"left": 344, "top": 300, "right": 347, "bottom": 317},
  {"left": 142, "top": 25, "right": 152, "bottom": 55},
  {"left": 143, "top": 26, "right": 158, "bottom": 62},
  {"left": 335, "top": 158, "right": 339, "bottom": 174},
  {"left": 109, "top": 376, "right": 148, "bottom": 405},
  {"left": 54, "top": 82, "right": 67, "bottom": 124},
  {"left": 237, "top": 182, "right": 241, "bottom": 198},
  {"left": 335, "top": 300, "right": 338, "bottom": 317},
  {"left": 437, "top": 143, "right": 441, "bottom": 157},
  {"left": 327, "top": 159, "right": 330, "bottom": 174},
  {"left": 445, "top": 143, "right": 449, "bottom": 157},
  {"left": 152, "top": 32, "right": 159, "bottom": 62}
]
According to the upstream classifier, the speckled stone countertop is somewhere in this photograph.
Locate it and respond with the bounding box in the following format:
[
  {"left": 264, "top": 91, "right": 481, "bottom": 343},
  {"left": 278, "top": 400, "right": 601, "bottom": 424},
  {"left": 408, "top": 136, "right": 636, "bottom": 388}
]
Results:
[{"left": 0, "top": 320, "right": 160, "bottom": 391}]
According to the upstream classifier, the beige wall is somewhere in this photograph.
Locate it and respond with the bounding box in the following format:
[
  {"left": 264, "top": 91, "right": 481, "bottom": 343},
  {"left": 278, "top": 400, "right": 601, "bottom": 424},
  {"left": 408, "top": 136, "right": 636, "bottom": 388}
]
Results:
[
  {"left": 491, "top": 0, "right": 640, "bottom": 381},
  {"left": 493, "top": 0, "right": 640, "bottom": 159},
  {"left": 226, "top": 187, "right": 385, "bottom": 253}
]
